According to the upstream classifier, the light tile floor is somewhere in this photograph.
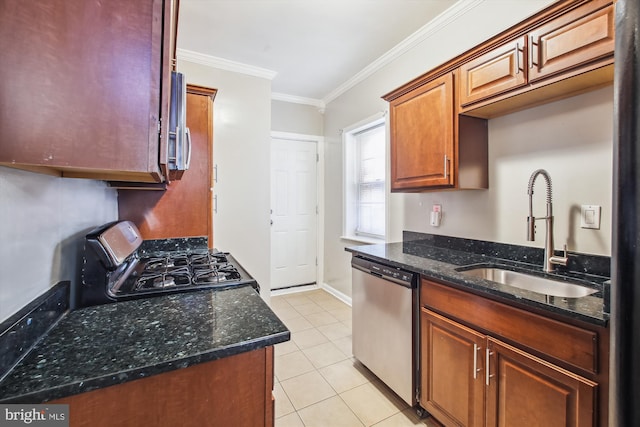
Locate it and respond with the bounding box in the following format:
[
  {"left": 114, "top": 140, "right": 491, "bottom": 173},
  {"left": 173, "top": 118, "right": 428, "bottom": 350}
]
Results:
[{"left": 270, "top": 289, "right": 441, "bottom": 427}]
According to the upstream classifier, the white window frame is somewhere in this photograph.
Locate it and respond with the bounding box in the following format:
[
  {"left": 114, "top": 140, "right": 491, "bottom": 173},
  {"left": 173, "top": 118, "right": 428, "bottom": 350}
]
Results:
[{"left": 342, "top": 112, "right": 387, "bottom": 244}]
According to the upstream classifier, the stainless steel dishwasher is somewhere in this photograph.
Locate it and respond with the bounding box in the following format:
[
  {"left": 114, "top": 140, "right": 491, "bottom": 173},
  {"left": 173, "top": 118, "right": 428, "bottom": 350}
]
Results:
[{"left": 351, "top": 256, "right": 418, "bottom": 406}]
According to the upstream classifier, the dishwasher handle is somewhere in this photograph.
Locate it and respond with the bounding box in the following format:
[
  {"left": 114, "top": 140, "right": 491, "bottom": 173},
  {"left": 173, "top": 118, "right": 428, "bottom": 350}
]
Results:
[{"left": 352, "top": 256, "right": 416, "bottom": 288}]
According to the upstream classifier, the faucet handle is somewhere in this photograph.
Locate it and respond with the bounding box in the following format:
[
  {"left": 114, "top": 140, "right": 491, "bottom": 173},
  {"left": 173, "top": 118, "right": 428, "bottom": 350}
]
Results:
[
  {"left": 527, "top": 216, "right": 536, "bottom": 241},
  {"left": 549, "top": 244, "right": 569, "bottom": 267}
]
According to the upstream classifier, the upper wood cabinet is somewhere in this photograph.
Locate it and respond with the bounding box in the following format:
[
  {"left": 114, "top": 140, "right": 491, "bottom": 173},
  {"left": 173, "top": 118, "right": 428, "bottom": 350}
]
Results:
[
  {"left": 118, "top": 86, "right": 217, "bottom": 244},
  {"left": 387, "top": 73, "right": 489, "bottom": 192},
  {"left": 0, "top": 0, "right": 177, "bottom": 183},
  {"left": 459, "top": 0, "right": 614, "bottom": 115},
  {"left": 529, "top": 0, "right": 614, "bottom": 82},
  {"left": 390, "top": 74, "right": 455, "bottom": 190},
  {"left": 385, "top": 0, "right": 615, "bottom": 192},
  {"left": 459, "top": 37, "right": 528, "bottom": 107}
]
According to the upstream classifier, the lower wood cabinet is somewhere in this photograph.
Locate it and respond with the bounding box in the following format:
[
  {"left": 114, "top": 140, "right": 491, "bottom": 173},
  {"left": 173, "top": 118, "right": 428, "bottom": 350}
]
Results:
[
  {"left": 420, "top": 278, "right": 609, "bottom": 427},
  {"left": 421, "top": 309, "right": 484, "bottom": 427},
  {"left": 486, "top": 337, "right": 596, "bottom": 427},
  {"left": 51, "top": 347, "right": 275, "bottom": 427},
  {"left": 421, "top": 309, "right": 596, "bottom": 427}
]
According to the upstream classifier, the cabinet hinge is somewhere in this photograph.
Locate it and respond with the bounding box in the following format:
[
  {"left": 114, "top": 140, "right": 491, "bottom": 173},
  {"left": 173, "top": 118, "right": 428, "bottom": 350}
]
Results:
[
  {"left": 157, "top": 119, "right": 162, "bottom": 135},
  {"left": 316, "top": 153, "right": 319, "bottom": 162},
  {"left": 416, "top": 388, "right": 420, "bottom": 402}
]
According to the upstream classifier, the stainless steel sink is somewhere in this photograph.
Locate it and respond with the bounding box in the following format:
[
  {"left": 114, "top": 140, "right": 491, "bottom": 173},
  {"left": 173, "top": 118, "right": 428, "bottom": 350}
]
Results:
[{"left": 458, "top": 267, "right": 597, "bottom": 298}]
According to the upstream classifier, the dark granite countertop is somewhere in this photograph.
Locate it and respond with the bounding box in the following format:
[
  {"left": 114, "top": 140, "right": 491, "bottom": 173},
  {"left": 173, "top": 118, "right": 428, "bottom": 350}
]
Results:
[
  {"left": 0, "top": 285, "right": 289, "bottom": 403},
  {"left": 346, "top": 233, "right": 610, "bottom": 326}
]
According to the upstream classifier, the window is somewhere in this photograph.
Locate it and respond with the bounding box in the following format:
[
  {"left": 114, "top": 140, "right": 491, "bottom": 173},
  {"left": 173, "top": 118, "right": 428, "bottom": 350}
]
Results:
[{"left": 343, "top": 114, "right": 386, "bottom": 242}]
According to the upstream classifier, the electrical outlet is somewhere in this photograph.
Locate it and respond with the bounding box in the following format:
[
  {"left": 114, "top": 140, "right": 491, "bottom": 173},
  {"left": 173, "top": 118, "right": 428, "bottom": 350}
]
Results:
[{"left": 430, "top": 204, "right": 442, "bottom": 227}]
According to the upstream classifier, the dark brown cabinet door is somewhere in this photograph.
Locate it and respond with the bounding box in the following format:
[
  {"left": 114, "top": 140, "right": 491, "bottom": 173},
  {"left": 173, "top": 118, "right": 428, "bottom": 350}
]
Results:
[
  {"left": 459, "top": 37, "right": 527, "bottom": 107},
  {"left": 53, "top": 347, "right": 274, "bottom": 427},
  {"left": 390, "top": 73, "right": 455, "bottom": 191},
  {"left": 528, "top": 0, "right": 614, "bottom": 83},
  {"left": 421, "top": 308, "right": 485, "bottom": 427},
  {"left": 118, "top": 87, "right": 216, "bottom": 244},
  {"left": 486, "top": 338, "right": 596, "bottom": 427},
  {"left": 0, "top": 0, "right": 173, "bottom": 183}
]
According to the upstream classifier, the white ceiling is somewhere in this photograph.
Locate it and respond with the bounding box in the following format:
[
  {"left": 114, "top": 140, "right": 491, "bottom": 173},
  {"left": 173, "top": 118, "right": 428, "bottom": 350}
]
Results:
[{"left": 177, "top": 0, "right": 458, "bottom": 103}]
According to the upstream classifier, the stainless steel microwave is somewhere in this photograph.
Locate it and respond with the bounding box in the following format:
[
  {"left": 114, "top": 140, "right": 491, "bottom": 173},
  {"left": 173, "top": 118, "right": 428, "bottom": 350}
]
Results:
[{"left": 168, "top": 71, "right": 190, "bottom": 171}]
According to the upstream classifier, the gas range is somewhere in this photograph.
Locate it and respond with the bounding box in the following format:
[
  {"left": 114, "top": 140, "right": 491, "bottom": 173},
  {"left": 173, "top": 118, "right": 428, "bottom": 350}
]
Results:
[{"left": 79, "top": 221, "right": 258, "bottom": 307}]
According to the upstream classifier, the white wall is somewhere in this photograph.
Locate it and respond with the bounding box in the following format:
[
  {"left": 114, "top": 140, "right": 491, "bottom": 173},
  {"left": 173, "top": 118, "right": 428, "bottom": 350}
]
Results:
[
  {"left": 178, "top": 60, "right": 273, "bottom": 298},
  {"left": 272, "top": 100, "right": 323, "bottom": 135},
  {"left": 0, "top": 167, "right": 117, "bottom": 322},
  {"left": 321, "top": 0, "right": 604, "bottom": 299}
]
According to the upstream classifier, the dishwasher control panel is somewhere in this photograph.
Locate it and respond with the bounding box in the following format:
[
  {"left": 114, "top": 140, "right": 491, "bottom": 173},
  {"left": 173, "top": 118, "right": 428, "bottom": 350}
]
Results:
[{"left": 352, "top": 256, "right": 416, "bottom": 287}]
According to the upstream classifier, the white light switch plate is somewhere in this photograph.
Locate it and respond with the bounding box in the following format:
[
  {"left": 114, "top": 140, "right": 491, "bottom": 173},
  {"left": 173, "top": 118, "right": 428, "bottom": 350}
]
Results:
[{"left": 580, "top": 205, "right": 601, "bottom": 229}]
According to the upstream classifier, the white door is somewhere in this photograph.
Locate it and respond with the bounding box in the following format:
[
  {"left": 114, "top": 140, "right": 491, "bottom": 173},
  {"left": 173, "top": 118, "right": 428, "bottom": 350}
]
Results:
[{"left": 270, "top": 138, "right": 318, "bottom": 290}]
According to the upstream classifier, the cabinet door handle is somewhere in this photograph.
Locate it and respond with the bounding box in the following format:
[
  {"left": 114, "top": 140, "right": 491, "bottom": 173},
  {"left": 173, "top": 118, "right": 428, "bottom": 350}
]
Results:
[
  {"left": 444, "top": 155, "right": 449, "bottom": 179},
  {"left": 515, "top": 43, "right": 520, "bottom": 74},
  {"left": 529, "top": 35, "right": 535, "bottom": 69},
  {"left": 185, "top": 127, "right": 192, "bottom": 170},
  {"left": 214, "top": 164, "right": 218, "bottom": 183},
  {"left": 486, "top": 348, "right": 495, "bottom": 386},
  {"left": 473, "top": 344, "right": 482, "bottom": 379},
  {"left": 214, "top": 194, "right": 218, "bottom": 213}
]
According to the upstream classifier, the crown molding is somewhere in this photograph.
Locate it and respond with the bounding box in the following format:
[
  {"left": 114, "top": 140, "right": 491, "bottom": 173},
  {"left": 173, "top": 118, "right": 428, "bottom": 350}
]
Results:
[
  {"left": 322, "top": 0, "right": 484, "bottom": 105},
  {"left": 177, "top": 0, "right": 483, "bottom": 109},
  {"left": 271, "top": 92, "right": 326, "bottom": 112},
  {"left": 177, "top": 48, "right": 278, "bottom": 80}
]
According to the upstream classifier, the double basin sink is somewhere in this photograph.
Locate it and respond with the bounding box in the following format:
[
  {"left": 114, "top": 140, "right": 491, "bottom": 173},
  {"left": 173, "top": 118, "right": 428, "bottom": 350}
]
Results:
[{"left": 456, "top": 266, "right": 598, "bottom": 299}]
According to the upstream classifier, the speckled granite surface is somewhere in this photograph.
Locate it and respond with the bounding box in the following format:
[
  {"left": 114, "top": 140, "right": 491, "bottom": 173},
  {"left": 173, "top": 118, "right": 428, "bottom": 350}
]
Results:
[
  {"left": 0, "top": 282, "right": 69, "bottom": 381},
  {"left": 0, "top": 285, "right": 289, "bottom": 403},
  {"left": 138, "top": 237, "right": 209, "bottom": 255},
  {"left": 347, "top": 233, "right": 610, "bottom": 326}
]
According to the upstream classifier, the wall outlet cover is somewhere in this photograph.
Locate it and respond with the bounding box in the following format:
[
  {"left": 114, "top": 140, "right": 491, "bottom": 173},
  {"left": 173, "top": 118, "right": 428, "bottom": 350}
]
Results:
[{"left": 430, "top": 211, "right": 441, "bottom": 227}]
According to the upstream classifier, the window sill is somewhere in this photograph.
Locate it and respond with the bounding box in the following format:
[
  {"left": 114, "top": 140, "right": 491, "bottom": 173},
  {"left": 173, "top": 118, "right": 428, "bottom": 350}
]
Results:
[{"left": 340, "top": 235, "right": 385, "bottom": 245}]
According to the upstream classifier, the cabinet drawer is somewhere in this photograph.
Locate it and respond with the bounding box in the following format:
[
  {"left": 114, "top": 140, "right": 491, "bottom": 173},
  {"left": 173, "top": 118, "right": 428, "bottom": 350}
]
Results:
[{"left": 421, "top": 279, "right": 598, "bottom": 374}]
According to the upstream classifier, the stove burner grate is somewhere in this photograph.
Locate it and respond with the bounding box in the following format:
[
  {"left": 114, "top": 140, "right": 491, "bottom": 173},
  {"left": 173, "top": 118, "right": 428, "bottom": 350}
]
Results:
[
  {"left": 193, "top": 266, "right": 242, "bottom": 284},
  {"left": 142, "top": 254, "right": 190, "bottom": 271},
  {"left": 135, "top": 266, "right": 192, "bottom": 290}
]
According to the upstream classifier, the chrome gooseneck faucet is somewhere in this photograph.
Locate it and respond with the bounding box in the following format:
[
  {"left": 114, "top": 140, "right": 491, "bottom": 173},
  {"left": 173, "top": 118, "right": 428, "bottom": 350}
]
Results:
[{"left": 526, "top": 169, "right": 568, "bottom": 272}]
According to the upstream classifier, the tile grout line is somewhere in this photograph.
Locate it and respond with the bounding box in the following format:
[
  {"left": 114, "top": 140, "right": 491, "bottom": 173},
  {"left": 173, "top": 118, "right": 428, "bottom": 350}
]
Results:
[
  {"left": 273, "top": 291, "right": 356, "bottom": 423},
  {"left": 273, "top": 289, "right": 431, "bottom": 427}
]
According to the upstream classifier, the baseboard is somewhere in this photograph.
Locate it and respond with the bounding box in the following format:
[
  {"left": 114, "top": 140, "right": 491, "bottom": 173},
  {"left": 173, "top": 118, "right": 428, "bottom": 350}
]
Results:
[
  {"left": 270, "top": 282, "right": 352, "bottom": 307},
  {"left": 270, "top": 283, "right": 319, "bottom": 297},
  {"left": 319, "top": 282, "right": 352, "bottom": 307}
]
